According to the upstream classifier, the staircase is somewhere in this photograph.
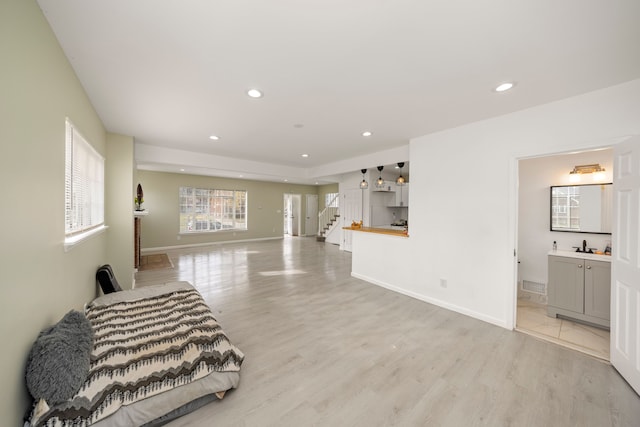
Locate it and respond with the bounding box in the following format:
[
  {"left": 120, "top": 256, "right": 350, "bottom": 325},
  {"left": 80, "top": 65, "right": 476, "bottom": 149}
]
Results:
[{"left": 317, "top": 194, "right": 340, "bottom": 242}]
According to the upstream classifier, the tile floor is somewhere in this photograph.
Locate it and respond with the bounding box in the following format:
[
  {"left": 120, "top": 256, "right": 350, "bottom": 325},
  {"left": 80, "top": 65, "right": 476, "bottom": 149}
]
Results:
[{"left": 516, "top": 298, "right": 610, "bottom": 360}]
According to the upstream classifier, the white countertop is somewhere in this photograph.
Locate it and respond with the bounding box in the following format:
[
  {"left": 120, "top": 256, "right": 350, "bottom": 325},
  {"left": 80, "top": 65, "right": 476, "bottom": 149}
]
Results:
[{"left": 549, "top": 249, "right": 612, "bottom": 262}]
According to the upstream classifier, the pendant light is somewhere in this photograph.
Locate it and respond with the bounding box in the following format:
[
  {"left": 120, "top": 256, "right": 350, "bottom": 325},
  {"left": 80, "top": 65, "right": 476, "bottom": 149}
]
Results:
[
  {"left": 396, "top": 162, "right": 406, "bottom": 186},
  {"left": 375, "top": 166, "right": 385, "bottom": 189},
  {"left": 359, "top": 169, "right": 368, "bottom": 189}
]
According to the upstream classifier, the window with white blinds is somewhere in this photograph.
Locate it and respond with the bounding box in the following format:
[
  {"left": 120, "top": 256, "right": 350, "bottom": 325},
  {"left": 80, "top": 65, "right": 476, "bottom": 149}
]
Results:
[{"left": 65, "top": 119, "right": 105, "bottom": 239}]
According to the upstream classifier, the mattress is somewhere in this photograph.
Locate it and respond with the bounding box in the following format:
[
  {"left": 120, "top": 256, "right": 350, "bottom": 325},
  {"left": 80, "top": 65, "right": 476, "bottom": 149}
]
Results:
[{"left": 29, "top": 281, "right": 244, "bottom": 427}]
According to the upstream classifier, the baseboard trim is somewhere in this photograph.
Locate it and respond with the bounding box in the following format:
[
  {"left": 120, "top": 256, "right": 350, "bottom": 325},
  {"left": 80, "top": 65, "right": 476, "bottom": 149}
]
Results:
[
  {"left": 351, "top": 272, "right": 509, "bottom": 330},
  {"left": 142, "top": 236, "right": 284, "bottom": 253}
]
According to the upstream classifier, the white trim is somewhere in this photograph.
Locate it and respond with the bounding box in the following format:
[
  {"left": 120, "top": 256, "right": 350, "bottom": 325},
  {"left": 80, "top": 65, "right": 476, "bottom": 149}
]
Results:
[
  {"left": 351, "top": 271, "right": 509, "bottom": 329},
  {"left": 178, "top": 229, "right": 246, "bottom": 236},
  {"left": 141, "top": 236, "right": 283, "bottom": 253},
  {"left": 64, "top": 225, "right": 108, "bottom": 252}
]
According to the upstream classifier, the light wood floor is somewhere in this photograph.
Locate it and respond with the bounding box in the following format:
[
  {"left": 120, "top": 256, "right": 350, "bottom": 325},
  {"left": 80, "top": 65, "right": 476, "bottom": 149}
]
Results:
[{"left": 136, "top": 237, "right": 640, "bottom": 427}]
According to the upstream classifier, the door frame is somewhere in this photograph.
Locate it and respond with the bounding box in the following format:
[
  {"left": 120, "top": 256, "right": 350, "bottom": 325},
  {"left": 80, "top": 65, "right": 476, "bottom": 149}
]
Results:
[
  {"left": 511, "top": 146, "right": 617, "bottom": 328},
  {"left": 284, "top": 193, "right": 302, "bottom": 237}
]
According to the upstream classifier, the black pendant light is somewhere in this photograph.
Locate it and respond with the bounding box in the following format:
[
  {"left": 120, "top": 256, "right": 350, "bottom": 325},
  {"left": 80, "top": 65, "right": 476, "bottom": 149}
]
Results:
[
  {"left": 359, "top": 169, "right": 368, "bottom": 189},
  {"left": 396, "top": 162, "right": 406, "bottom": 186},
  {"left": 375, "top": 166, "right": 385, "bottom": 188}
]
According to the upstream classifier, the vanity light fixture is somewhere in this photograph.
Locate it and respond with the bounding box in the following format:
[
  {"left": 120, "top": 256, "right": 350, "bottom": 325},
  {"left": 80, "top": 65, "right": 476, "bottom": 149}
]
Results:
[
  {"left": 396, "top": 162, "right": 406, "bottom": 186},
  {"left": 359, "top": 169, "right": 369, "bottom": 189},
  {"left": 375, "top": 166, "right": 385, "bottom": 188},
  {"left": 569, "top": 163, "right": 606, "bottom": 183}
]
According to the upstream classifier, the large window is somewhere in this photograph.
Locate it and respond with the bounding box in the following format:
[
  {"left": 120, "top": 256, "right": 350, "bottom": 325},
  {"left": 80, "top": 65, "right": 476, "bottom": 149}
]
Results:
[
  {"left": 64, "top": 119, "right": 105, "bottom": 244},
  {"left": 179, "top": 187, "right": 247, "bottom": 233}
]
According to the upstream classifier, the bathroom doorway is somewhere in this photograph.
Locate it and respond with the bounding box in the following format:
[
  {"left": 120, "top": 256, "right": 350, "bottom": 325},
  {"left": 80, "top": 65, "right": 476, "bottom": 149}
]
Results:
[{"left": 515, "top": 148, "right": 613, "bottom": 360}]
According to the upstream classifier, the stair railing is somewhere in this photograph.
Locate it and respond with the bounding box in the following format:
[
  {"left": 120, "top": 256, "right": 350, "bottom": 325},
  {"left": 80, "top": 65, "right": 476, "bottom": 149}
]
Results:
[{"left": 318, "top": 193, "right": 340, "bottom": 237}]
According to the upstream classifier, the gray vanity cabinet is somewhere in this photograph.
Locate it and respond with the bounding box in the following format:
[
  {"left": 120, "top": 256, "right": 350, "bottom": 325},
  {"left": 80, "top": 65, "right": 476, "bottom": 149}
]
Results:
[
  {"left": 584, "top": 259, "right": 611, "bottom": 321},
  {"left": 548, "top": 256, "right": 584, "bottom": 314},
  {"left": 547, "top": 254, "right": 611, "bottom": 328}
]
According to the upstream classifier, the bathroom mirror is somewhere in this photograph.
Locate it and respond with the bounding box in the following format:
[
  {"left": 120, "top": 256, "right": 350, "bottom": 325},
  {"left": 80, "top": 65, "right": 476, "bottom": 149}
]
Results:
[{"left": 550, "top": 183, "right": 612, "bottom": 234}]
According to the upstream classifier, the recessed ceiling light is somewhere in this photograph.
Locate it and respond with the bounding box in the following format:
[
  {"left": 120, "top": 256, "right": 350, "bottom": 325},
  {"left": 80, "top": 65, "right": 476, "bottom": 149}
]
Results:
[
  {"left": 494, "top": 82, "right": 515, "bottom": 92},
  {"left": 301, "top": 154, "right": 309, "bottom": 158},
  {"left": 247, "top": 88, "right": 263, "bottom": 98},
  {"left": 284, "top": 179, "right": 288, "bottom": 182},
  {"left": 209, "top": 135, "right": 220, "bottom": 140},
  {"left": 362, "top": 131, "right": 372, "bottom": 137},
  {"left": 180, "top": 168, "right": 185, "bottom": 172}
]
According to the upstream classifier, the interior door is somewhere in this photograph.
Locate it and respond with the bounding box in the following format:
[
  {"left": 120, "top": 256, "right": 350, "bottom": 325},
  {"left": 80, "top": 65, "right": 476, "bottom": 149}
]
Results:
[
  {"left": 341, "top": 189, "right": 362, "bottom": 252},
  {"left": 611, "top": 136, "right": 640, "bottom": 395},
  {"left": 305, "top": 194, "right": 318, "bottom": 236}
]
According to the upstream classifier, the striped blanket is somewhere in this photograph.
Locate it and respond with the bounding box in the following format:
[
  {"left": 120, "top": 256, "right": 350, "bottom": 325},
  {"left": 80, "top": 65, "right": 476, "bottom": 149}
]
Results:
[{"left": 31, "top": 284, "right": 244, "bottom": 427}]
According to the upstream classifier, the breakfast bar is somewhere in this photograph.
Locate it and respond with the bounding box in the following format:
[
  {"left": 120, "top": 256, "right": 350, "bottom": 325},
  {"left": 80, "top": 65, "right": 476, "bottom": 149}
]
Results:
[{"left": 343, "top": 225, "right": 409, "bottom": 237}]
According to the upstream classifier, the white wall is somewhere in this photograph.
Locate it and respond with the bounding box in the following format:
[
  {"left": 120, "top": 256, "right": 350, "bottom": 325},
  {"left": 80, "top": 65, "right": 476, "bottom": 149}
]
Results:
[
  {"left": 339, "top": 170, "right": 369, "bottom": 225},
  {"left": 518, "top": 150, "right": 613, "bottom": 293},
  {"left": 352, "top": 79, "right": 640, "bottom": 330}
]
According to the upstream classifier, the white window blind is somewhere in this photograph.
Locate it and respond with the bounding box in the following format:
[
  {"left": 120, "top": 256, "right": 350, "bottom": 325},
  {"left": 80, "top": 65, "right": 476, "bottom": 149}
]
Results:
[{"left": 65, "top": 119, "right": 104, "bottom": 238}]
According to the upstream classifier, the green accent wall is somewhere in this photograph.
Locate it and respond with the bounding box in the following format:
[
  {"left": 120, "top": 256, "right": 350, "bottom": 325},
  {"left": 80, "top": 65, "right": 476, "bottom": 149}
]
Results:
[
  {"left": 137, "top": 170, "right": 324, "bottom": 249},
  {"left": 0, "top": 2, "right": 136, "bottom": 423}
]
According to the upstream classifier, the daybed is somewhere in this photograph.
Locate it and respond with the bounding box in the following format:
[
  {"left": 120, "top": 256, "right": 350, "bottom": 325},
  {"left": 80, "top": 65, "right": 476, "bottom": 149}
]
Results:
[{"left": 26, "top": 281, "right": 244, "bottom": 426}]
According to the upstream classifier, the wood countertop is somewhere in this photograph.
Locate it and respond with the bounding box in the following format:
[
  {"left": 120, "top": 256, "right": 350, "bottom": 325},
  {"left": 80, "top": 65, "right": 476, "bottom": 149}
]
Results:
[{"left": 343, "top": 226, "right": 409, "bottom": 237}]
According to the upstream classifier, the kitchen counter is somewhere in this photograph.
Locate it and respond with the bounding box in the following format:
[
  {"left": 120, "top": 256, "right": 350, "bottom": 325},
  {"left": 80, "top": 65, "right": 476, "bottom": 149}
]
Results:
[{"left": 343, "top": 226, "right": 408, "bottom": 237}]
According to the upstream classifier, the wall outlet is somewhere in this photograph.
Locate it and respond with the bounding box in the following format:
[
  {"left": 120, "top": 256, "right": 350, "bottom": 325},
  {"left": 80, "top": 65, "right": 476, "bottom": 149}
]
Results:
[{"left": 440, "top": 278, "right": 448, "bottom": 288}]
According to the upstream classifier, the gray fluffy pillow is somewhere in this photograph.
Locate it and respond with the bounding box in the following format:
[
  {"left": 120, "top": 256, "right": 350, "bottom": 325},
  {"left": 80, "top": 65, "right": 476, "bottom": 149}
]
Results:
[{"left": 26, "top": 310, "right": 94, "bottom": 403}]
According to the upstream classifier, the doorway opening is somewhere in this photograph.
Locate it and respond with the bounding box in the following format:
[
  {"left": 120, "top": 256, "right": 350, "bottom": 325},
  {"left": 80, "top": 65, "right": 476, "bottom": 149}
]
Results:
[
  {"left": 515, "top": 148, "right": 613, "bottom": 361},
  {"left": 284, "top": 193, "right": 301, "bottom": 236}
]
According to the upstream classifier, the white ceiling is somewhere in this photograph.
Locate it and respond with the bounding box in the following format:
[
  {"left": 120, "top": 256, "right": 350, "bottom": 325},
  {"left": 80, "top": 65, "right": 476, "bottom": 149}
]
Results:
[{"left": 37, "top": 0, "right": 640, "bottom": 184}]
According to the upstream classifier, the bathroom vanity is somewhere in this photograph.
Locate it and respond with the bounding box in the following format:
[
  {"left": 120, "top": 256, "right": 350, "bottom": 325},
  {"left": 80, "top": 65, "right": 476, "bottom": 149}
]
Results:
[{"left": 547, "top": 250, "right": 611, "bottom": 329}]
